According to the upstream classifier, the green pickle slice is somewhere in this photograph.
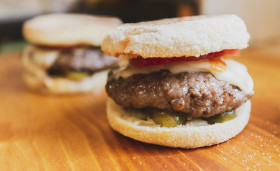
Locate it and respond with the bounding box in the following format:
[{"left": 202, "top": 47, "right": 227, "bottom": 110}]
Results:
[
  {"left": 66, "top": 72, "right": 89, "bottom": 80},
  {"left": 205, "top": 110, "right": 236, "bottom": 124},
  {"left": 151, "top": 109, "right": 187, "bottom": 128},
  {"left": 127, "top": 107, "right": 236, "bottom": 127}
]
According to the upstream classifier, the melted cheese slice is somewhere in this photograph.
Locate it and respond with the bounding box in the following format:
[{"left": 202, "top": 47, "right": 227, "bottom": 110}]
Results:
[
  {"left": 114, "top": 56, "right": 254, "bottom": 94},
  {"left": 23, "top": 45, "right": 60, "bottom": 69}
]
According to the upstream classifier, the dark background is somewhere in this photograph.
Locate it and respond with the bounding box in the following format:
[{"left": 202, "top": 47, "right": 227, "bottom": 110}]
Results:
[{"left": 0, "top": 0, "right": 198, "bottom": 42}]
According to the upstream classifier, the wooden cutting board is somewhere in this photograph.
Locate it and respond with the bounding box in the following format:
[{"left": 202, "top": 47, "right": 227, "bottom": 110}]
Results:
[{"left": 0, "top": 50, "right": 279, "bottom": 171}]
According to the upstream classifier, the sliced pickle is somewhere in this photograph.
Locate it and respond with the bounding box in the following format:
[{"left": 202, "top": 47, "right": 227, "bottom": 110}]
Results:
[
  {"left": 206, "top": 110, "right": 236, "bottom": 125},
  {"left": 66, "top": 72, "right": 89, "bottom": 80},
  {"left": 151, "top": 110, "right": 187, "bottom": 128}
]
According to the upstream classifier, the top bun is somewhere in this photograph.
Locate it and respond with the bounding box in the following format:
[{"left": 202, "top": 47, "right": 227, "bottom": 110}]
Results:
[
  {"left": 102, "top": 14, "right": 250, "bottom": 58},
  {"left": 23, "top": 14, "right": 122, "bottom": 47}
]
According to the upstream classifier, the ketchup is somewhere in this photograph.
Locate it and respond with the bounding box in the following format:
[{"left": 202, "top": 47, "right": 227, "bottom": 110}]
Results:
[{"left": 130, "top": 49, "right": 239, "bottom": 68}]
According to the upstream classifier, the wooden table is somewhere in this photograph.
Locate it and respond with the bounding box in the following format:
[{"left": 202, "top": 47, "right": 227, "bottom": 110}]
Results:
[{"left": 0, "top": 50, "right": 279, "bottom": 171}]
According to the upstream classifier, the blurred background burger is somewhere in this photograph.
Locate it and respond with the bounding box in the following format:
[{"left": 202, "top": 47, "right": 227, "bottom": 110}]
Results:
[{"left": 22, "top": 14, "right": 122, "bottom": 94}]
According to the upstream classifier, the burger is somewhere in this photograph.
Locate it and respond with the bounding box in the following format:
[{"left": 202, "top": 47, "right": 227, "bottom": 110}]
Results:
[
  {"left": 22, "top": 14, "right": 122, "bottom": 94},
  {"left": 102, "top": 15, "right": 254, "bottom": 148}
]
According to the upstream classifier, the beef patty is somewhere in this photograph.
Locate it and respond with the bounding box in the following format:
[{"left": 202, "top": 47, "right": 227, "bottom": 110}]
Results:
[
  {"left": 106, "top": 70, "right": 253, "bottom": 118},
  {"left": 48, "top": 47, "right": 118, "bottom": 76}
]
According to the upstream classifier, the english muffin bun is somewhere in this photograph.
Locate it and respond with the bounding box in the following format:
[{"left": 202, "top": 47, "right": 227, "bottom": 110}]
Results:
[
  {"left": 107, "top": 98, "right": 251, "bottom": 148},
  {"left": 23, "top": 70, "right": 107, "bottom": 94},
  {"left": 23, "top": 14, "right": 122, "bottom": 47},
  {"left": 22, "top": 45, "right": 108, "bottom": 94},
  {"left": 102, "top": 14, "right": 250, "bottom": 58}
]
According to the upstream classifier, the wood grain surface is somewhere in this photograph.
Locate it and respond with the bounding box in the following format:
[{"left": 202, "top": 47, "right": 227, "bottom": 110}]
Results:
[{"left": 0, "top": 49, "right": 279, "bottom": 171}]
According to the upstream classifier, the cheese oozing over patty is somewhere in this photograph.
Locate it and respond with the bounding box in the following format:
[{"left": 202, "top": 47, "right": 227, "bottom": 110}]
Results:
[{"left": 113, "top": 55, "right": 254, "bottom": 94}]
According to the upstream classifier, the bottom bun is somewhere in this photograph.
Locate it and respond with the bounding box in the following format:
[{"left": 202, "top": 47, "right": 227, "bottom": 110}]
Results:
[
  {"left": 23, "top": 70, "right": 108, "bottom": 94},
  {"left": 107, "top": 98, "right": 251, "bottom": 148}
]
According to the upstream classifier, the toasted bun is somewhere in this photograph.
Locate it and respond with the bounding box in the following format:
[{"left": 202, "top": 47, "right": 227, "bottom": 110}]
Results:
[
  {"left": 102, "top": 14, "right": 250, "bottom": 58},
  {"left": 22, "top": 45, "right": 108, "bottom": 94},
  {"left": 107, "top": 98, "right": 251, "bottom": 148},
  {"left": 23, "top": 70, "right": 108, "bottom": 94},
  {"left": 23, "top": 14, "right": 122, "bottom": 47}
]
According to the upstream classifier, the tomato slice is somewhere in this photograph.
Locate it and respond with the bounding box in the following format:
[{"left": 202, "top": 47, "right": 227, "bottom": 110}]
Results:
[{"left": 130, "top": 49, "right": 239, "bottom": 68}]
